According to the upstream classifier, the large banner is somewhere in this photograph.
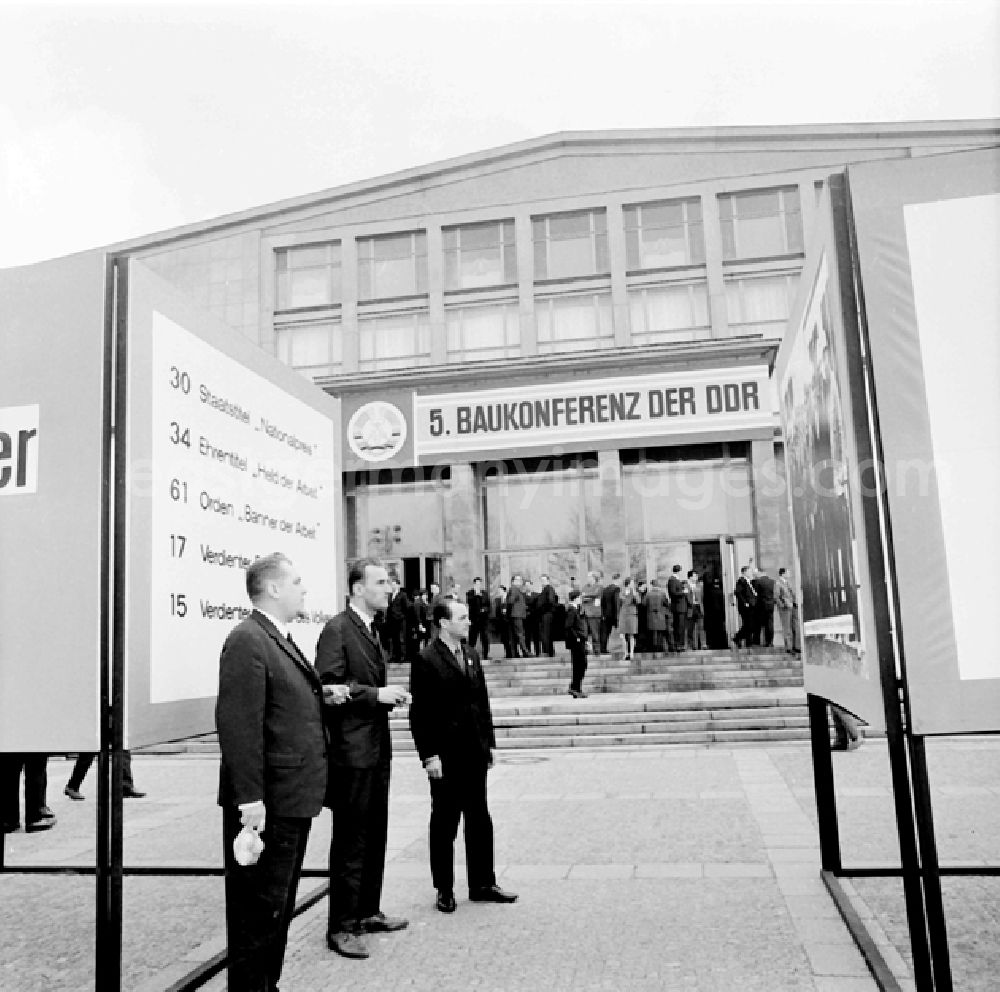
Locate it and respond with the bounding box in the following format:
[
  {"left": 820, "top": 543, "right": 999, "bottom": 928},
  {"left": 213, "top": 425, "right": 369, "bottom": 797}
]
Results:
[
  {"left": 126, "top": 262, "right": 342, "bottom": 747},
  {"left": 0, "top": 251, "right": 108, "bottom": 751},
  {"left": 776, "top": 188, "right": 884, "bottom": 730},
  {"left": 342, "top": 366, "right": 776, "bottom": 470},
  {"left": 849, "top": 148, "right": 1000, "bottom": 735}
]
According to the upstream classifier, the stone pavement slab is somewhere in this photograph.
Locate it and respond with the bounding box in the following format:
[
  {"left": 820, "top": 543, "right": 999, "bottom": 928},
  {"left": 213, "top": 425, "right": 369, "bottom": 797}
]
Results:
[{"left": 2, "top": 738, "right": 997, "bottom": 990}]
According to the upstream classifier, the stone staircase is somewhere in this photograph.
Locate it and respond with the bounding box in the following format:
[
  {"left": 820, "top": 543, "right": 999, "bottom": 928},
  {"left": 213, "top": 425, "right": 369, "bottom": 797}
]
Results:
[
  {"left": 385, "top": 646, "right": 808, "bottom": 750},
  {"left": 139, "top": 647, "right": 809, "bottom": 755}
]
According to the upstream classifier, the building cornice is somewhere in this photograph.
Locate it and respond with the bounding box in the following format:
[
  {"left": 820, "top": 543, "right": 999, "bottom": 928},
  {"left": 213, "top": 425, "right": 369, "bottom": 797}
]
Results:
[{"left": 316, "top": 336, "right": 781, "bottom": 397}]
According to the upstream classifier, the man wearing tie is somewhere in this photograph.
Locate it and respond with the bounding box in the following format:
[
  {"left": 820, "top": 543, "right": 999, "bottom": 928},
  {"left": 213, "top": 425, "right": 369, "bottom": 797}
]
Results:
[
  {"left": 315, "top": 558, "right": 411, "bottom": 960},
  {"left": 409, "top": 598, "right": 518, "bottom": 913},
  {"left": 216, "top": 552, "right": 345, "bottom": 992}
]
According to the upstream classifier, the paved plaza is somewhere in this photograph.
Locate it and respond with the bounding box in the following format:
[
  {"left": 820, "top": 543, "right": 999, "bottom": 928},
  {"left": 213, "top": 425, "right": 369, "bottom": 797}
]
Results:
[{"left": 1, "top": 737, "right": 997, "bottom": 992}]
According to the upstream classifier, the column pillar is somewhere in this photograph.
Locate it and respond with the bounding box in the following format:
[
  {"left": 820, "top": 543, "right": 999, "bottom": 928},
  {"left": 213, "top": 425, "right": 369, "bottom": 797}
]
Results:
[
  {"left": 444, "top": 462, "right": 480, "bottom": 589},
  {"left": 515, "top": 212, "right": 538, "bottom": 356},
  {"left": 598, "top": 450, "right": 627, "bottom": 577},
  {"left": 340, "top": 234, "right": 359, "bottom": 372},
  {"left": 426, "top": 223, "right": 447, "bottom": 365},
  {"left": 701, "top": 190, "right": 730, "bottom": 339},
  {"left": 750, "top": 438, "right": 785, "bottom": 573},
  {"left": 606, "top": 201, "right": 630, "bottom": 347}
]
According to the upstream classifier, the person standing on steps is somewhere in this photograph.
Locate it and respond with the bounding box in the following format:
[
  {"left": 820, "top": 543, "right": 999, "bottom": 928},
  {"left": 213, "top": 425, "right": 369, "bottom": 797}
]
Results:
[
  {"left": 617, "top": 577, "right": 639, "bottom": 660},
  {"left": 536, "top": 574, "right": 558, "bottom": 658},
  {"left": 564, "top": 588, "right": 590, "bottom": 698}
]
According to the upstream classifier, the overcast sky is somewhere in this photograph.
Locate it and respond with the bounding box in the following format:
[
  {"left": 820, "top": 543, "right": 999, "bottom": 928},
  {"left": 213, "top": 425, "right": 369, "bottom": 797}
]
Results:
[{"left": 1, "top": 0, "right": 998, "bottom": 268}]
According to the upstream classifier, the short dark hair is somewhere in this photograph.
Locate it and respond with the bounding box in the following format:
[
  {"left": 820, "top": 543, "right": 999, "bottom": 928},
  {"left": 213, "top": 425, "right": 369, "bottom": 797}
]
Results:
[
  {"left": 687, "top": 569, "right": 697, "bottom": 578},
  {"left": 247, "top": 553, "right": 292, "bottom": 601},
  {"left": 348, "top": 557, "right": 382, "bottom": 594},
  {"left": 568, "top": 588, "right": 582, "bottom": 604},
  {"left": 778, "top": 567, "right": 787, "bottom": 576},
  {"left": 473, "top": 575, "right": 482, "bottom": 583},
  {"left": 432, "top": 599, "right": 458, "bottom": 624}
]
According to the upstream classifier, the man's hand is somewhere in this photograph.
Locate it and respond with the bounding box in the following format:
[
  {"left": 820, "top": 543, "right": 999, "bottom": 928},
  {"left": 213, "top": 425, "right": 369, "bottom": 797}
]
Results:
[
  {"left": 377, "top": 685, "right": 411, "bottom": 706},
  {"left": 424, "top": 756, "right": 443, "bottom": 779},
  {"left": 322, "top": 683, "right": 350, "bottom": 706},
  {"left": 239, "top": 800, "right": 266, "bottom": 833}
]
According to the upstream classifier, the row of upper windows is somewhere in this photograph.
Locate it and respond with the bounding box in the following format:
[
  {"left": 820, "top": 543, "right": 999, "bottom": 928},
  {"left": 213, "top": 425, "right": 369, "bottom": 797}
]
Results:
[{"left": 275, "top": 187, "right": 803, "bottom": 311}]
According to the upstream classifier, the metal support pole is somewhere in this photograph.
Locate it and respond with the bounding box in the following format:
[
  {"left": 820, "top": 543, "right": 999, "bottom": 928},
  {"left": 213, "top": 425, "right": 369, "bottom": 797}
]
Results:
[
  {"left": 807, "top": 695, "right": 842, "bottom": 873},
  {"left": 908, "top": 736, "right": 952, "bottom": 992}
]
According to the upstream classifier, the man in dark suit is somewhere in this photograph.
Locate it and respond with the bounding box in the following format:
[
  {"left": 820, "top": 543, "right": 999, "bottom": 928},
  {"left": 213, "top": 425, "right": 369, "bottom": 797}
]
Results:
[
  {"left": 523, "top": 579, "right": 541, "bottom": 657},
  {"left": 536, "top": 574, "right": 558, "bottom": 658},
  {"left": 383, "top": 574, "right": 410, "bottom": 665},
  {"left": 465, "top": 576, "right": 491, "bottom": 660},
  {"left": 315, "top": 558, "right": 411, "bottom": 960},
  {"left": 409, "top": 599, "right": 518, "bottom": 913},
  {"left": 216, "top": 552, "right": 340, "bottom": 992},
  {"left": 493, "top": 584, "right": 512, "bottom": 658},
  {"left": 752, "top": 566, "right": 777, "bottom": 648},
  {"left": 505, "top": 575, "right": 528, "bottom": 658},
  {"left": 600, "top": 573, "right": 621, "bottom": 653},
  {"left": 564, "top": 588, "right": 590, "bottom": 698},
  {"left": 733, "top": 565, "right": 759, "bottom": 647},
  {"left": 667, "top": 565, "right": 691, "bottom": 651}
]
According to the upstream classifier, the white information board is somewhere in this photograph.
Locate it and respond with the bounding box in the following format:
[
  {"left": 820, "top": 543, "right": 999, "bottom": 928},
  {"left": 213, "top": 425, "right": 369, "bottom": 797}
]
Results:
[
  {"left": 127, "top": 262, "right": 342, "bottom": 746},
  {"left": 903, "top": 194, "right": 1000, "bottom": 683}
]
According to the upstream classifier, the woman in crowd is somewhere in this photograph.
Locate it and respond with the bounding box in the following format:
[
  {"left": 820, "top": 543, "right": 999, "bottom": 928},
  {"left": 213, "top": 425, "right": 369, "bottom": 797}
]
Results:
[{"left": 617, "top": 577, "right": 640, "bottom": 660}]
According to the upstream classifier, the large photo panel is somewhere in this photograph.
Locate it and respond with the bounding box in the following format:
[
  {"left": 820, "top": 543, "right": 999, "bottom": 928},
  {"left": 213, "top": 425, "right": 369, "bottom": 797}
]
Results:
[
  {"left": 849, "top": 148, "right": 1000, "bottom": 735},
  {"left": 126, "top": 261, "right": 342, "bottom": 747},
  {"left": 776, "top": 186, "right": 885, "bottom": 730},
  {"left": 0, "top": 251, "right": 107, "bottom": 751}
]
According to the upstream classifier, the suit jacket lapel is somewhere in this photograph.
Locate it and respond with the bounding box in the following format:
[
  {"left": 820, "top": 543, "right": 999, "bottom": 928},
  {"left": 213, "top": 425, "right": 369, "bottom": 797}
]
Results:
[
  {"left": 253, "top": 611, "right": 320, "bottom": 687},
  {"left": 434, "top": 637, "right": 467, "bottom": 678},
  {"left": 347, "top": 608, "right": 385, "bottom": 682}
]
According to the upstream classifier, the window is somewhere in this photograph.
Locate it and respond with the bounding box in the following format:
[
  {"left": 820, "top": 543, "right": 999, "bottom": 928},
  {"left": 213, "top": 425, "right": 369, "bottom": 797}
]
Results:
[
  {"left": 725, "top": 272, "right": 801, "bottom": 336},
  {"left": 535, "top": 292, "right": 614, "bottom": 354},
  {"left": 533, "top": 209, "right": 609, "bottom": 280},
  {"left": 444, "top": 220, "right": 516, "bottom": 290},
  {"left": 358, "top": 311, "right": 432, "bottom": 371},
  {"left": 446, "top": 302, "right": 520, "bottom": 363},
  {"left": 275, "top": 320, "right": 342, "bottom": 372},
  {"left": 358, "top": 232, "right": 427, "bottom": 300},
  {"left": 482, "top": 455, "right": 603, "bottom": 550},
  {"left": 720, "top": 188, "right": 803, "bottom": 260},
  {"left": 628, "top": 282, "right": 711, "bottom": 345},
  {"left": 275, "top": 243, "right": 341, "bottom": 310},
  {"left": 624, "top": 198, "right": 704, "bottom": 269}
]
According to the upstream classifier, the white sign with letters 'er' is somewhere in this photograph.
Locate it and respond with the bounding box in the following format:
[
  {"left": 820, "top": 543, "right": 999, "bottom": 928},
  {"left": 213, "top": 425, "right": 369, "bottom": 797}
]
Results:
[{"left": 0, "top": 404, "right": 40, "bottom": 496}]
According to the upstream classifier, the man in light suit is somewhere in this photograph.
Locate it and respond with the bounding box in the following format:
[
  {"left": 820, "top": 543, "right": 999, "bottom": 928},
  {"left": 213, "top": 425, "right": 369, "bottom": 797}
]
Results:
[
  {"left": 216, "top": 552, "right": 344, "bottom": 992},
  {"left": 409, "top": 599, "right": 518, "bottom": 913},
  {"left": 316, "top": 558, "right": 411, "bottom": 960}
]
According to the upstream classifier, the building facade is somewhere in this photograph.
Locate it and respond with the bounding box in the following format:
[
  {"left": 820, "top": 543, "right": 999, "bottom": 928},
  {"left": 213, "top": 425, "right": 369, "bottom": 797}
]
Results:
[{"left": 127, "top": 122, "right": 1000, "bottom": 631}]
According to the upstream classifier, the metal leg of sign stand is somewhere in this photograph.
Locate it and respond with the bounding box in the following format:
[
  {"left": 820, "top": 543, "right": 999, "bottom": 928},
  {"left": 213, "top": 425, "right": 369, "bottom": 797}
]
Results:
[
  {"left": 908, "top": 735, "right": 952, "bottom": 992},
  {"left": 95, "top": 254, "right": 128, "bottom": 992},
  {"left": 884, "top": 705, "right": 934, "bottom": 991},
  {"left": 807, "top": 695, "right": 842, "bottom": 873}
]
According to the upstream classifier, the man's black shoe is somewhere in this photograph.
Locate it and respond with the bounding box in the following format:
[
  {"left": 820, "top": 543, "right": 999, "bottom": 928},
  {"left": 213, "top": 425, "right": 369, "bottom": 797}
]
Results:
[
  {"left": 25, "top": 817, "right": 55, "bottom": 833},
  {"left": 359, "top": 911, "right": 408, "bottom": 933},
  {"left": 327, "top": 930, "right": 370, "bottom": 959},
  {"left": 436, "top": 890, "right": 457, "bottom": 913},
  {"left": 123, "top": 787, "right": 146, "bottom": 799},
  {"left": 469, "top": 884, "right": 518, "bottom": 903},
  {"left": 2, "top": 821, "right": 20, "bottom": 834},
  {"left": 64, "top": 785, "right": 85, "bottom": 801}
]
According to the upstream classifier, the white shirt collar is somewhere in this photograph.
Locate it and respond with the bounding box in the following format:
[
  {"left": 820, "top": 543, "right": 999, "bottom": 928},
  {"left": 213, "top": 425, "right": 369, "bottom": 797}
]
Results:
[
  {"left": 349, "top": 601, "right": 375, "bottom": 633},
  {"left": 257, "top": 607, "right": 289, "bottom": 640}
]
